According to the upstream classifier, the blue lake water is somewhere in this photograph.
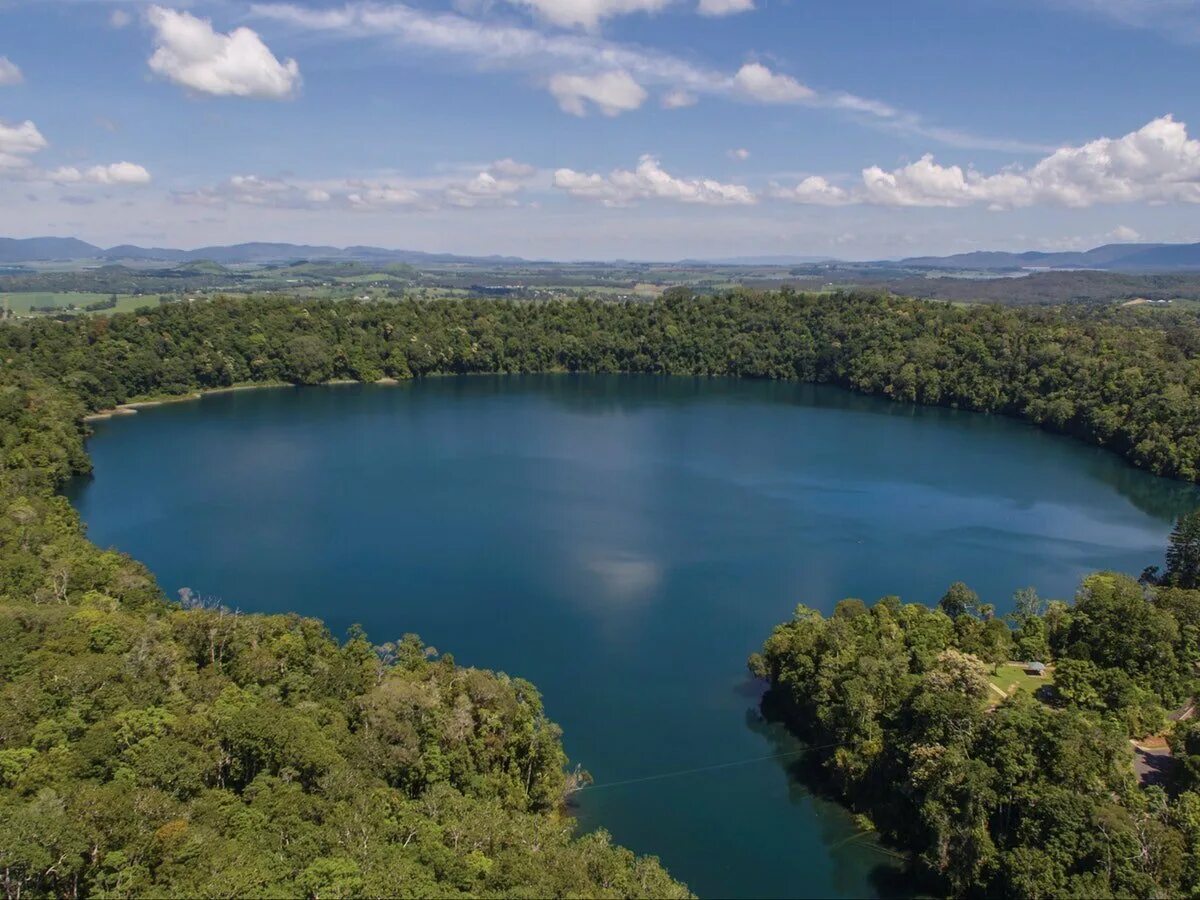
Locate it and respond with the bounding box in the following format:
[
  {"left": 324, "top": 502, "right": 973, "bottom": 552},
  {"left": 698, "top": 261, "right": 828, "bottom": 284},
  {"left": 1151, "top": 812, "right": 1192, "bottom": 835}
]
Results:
[{"left": 66, "top": 375, "right": 1200, "bottom": 898}]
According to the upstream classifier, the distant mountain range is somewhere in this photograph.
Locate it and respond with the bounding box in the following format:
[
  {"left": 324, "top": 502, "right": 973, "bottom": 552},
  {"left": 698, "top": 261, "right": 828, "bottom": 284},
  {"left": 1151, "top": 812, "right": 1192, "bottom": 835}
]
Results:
[
  {"left": 896, "top": 243, "right": 1200, "bottom": 272},
  {"left": 0, "top": 237, "right": 528, "bottom": 266},
  {"left": 4, "top": 236, "right": 1200, "bottom": 272}
]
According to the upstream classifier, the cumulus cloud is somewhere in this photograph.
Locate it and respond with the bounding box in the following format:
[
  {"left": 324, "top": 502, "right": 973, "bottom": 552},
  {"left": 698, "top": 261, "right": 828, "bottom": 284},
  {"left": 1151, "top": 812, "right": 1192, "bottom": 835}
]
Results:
[
  {"left": 147, "top": 6, "right": 301, "bottom": 99},
  {"left": 47, "top": 162, "right": 152, "bottom": 185},
  {"left": 0, "top": 57, "right": 23, "bottom": 87},
  {"left": 490, "top": 158, "right": 537, "bottom": 178},
  {"left": 860, "top": 115, "right": 1200, "bottom": 208},
  {"left": 180, "top": 173, "right": 395, "bottom": 209},
  {"left": 0, "top": 120, "right": 47, "bottom": 169},
  {"left": 110, "top": 9, "right": 133, "bottom": 29},
  {"left": 697, "top": 0, "right": 754, "bottom": 15},
  {"left": 771, "top": 175, "right": 851, "bottom": 206},
  {"left": 553, "top": 155, "right": 755, "bottom": 206},
  {"left": 443, "top": 171, "right": 527, "bottom": 207},
  {"left": 661, "top": 89, "right": 697, "bottom": 109},
  {"left": 732, "top": 63, "right": 814, "bottom": 103},
  {"left": 1109, "top": 224, "right": 1141, "bottom": 241},
  {"left": 178, "top": 159, "right": 538, "bottom": 211},
  {"left": 776, "top": 116, "right": 1200, "bottom": 210},
  {"left": 507, "top": 0, "right": 672, "bottom": 29},
  {"left": 346, "top": 184, "right": 422, "bottom": 208},
  {"left": 548, "top": 70, "right": 647, "bottom": 116},
  {"left": 728, "top": 147, "right": 750, "bottom": 160},
  {"left": 0, "top": 117, "right": 149, "bottom": 187}
]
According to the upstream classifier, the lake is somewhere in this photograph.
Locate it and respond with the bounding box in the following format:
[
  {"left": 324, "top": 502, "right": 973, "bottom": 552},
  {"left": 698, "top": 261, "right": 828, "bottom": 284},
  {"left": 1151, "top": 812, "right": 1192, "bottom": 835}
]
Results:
[{"left": 66, "top": 375, "right": 1200, "bottom": 898}]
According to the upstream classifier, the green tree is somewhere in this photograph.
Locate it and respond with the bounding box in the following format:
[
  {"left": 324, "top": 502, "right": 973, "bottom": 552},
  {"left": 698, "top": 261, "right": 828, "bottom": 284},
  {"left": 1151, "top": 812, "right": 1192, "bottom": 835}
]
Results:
[
  {"left": 1167, "top": 510, "right": 1200, "bottom": 589},
  {"left": 940, "top": 582, "right": 980, "bottom": 620}
]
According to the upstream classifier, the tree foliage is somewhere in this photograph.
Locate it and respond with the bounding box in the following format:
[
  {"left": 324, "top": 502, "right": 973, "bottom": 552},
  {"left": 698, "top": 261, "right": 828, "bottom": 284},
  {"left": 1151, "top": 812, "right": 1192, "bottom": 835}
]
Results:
[
  {"left": 754, "top": 571, "right": 1200, "bottom": 897},
  {"left": 2, "top": 290, "right": 1199, "bottom": 896},
  {"left": 0, "top": 355, "right": 688, "bottom": 897},
  {"left": 0, "top": 290, "right": 1197, "bottom": 480}
]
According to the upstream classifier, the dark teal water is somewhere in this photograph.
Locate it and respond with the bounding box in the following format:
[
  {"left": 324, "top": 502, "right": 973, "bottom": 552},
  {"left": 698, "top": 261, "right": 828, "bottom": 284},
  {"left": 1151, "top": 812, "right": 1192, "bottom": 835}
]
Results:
[{"left": 67, "top": 376, "right": 1199, "bottom": 899}]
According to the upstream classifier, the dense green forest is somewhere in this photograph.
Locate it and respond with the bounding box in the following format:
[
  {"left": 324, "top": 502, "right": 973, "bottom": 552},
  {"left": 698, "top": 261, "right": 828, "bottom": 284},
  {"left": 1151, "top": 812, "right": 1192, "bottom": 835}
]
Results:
[
  {"left": 750, "top": 525, "right": 1200, "bottom": 898},
  {"left": 1, "top": 290, "right": 1198, "bottom": 481},
  {"left": 0, "top": 360, "right": 690, "bottom": 892}
]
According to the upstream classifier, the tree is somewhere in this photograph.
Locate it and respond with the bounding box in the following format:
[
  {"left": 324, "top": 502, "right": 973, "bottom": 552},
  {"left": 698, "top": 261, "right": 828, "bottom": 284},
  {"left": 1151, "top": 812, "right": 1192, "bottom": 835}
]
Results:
[
  {"left": 1167, "top": 510, "right": 1200, "bottom": 589},
  {"left": 940, "top": 581, "right": 980, "bottom": 620},
  {"left": 1012, "top": 586, "right": 1044, "bottom": 622},
  {"left": 924, "top": 648, "right": 990, "bottom": 699}
]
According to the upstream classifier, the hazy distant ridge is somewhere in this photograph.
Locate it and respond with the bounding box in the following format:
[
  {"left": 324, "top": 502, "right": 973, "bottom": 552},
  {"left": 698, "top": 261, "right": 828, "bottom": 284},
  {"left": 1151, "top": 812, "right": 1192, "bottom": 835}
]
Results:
[
  {"left": 0, "top": 237, "right": 529, "bottom": 266},
  {"left": 898, "top": 242, "right": 1200, "bottom": 272},
  {"left": 5, "top": 236, "right": 1200, "bottom": 271}
]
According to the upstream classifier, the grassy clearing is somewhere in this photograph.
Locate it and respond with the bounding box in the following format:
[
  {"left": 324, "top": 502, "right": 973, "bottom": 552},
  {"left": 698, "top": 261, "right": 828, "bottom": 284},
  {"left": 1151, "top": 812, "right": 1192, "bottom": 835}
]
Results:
[{"left": 987, "top": 662, "right": 1052, "bottom": 706}]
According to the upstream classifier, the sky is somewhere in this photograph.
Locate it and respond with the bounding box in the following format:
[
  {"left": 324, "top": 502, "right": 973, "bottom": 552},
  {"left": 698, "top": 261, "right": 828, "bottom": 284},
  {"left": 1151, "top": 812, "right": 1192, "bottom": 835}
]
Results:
[{"left": 1, "top": 0, "right": 1200, "bottom": 260}]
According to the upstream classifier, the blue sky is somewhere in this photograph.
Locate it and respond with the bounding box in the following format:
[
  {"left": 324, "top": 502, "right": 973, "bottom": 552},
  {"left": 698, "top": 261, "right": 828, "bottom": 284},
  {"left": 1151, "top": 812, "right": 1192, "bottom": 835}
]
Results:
[{"left": 1, "top": 0, "right": 1199, "bottom": 259}]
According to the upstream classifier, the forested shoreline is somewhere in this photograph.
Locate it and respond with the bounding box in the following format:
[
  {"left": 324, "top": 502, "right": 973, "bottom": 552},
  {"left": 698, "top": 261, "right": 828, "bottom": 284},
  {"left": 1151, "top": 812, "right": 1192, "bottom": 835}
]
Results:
[
  {"left": 3, "top": 290, "right": 1198, "bottom": 481},
  {"left": 0, "top": 310, "right": 693, "bottom": 896},
  {"left": 2, "top": 289, "right": 1200, "bottom": 897},
  {"left": 751, "top": 530, "right": 1200, "bottom": 898}
]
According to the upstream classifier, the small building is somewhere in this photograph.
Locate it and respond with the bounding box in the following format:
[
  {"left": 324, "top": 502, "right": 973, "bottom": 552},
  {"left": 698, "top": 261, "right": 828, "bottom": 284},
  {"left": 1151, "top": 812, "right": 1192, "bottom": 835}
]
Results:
[{"left": 1024, "top": 661, "right": 1047, "bottom": 677}]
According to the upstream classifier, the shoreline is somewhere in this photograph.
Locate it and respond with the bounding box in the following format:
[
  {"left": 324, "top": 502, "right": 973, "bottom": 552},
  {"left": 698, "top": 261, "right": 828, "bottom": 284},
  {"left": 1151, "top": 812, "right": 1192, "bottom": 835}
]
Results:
[
  {"left": 80, "top": 379, "right": 409, "bottom": 421},
  {"left": 77, "top": 373, "right": 583, "bottom": 422}
]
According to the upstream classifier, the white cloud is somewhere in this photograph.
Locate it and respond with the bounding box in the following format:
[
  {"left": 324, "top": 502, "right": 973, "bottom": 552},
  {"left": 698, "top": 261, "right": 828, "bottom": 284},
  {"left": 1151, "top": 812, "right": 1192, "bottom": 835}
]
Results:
[
  {"left": 771, "top": 175, "right": 851, "bottom": 206},
  {"left": 548, "top": 70, "right": 647, "bottom": 116},
  {"left": 110, "top": 9, "right": 133, "bottom": 29},
  {"left": 490, "top": 158, "right": 537, "bottom": 178},
  {"left": 0, "top": 57, "right": 23, "bottom": 87},
  {"left": 346, "top": 185, "right": 423, "bottom": 208},
  {"left": 178, "top": 159, "right": 537, "bottom": 211},
  {"left": 731, "top": 63, "right": 814, "bottom": 103},
  {"left": 251, "top": 2, "right": 1034, "bottom": 150},
  {"left": 47, "top": 162, "right": 152, "bottom": 185},
  {"left": 0, "top": 117, "right": 150, "bottom": 187},
  {"left": 443, "top": 171, "right": 526, "bottom": 207},
  {"left": 859, "top": 154, "right": 984, "bottom": 207},
  {"left": 507, "top": 0, "right": 672, "bottom": 29},
  {"left": 91, "top": 162, "right": 152, "bottom": 185},
  {"left": 697, "top": 0, "right": 754, "bottom": 15},
  {"left": 728, "top": 147, "right": 750, "bottom": 160},
  {"left": 0, "top": 119, "right": 47, "bottom": 169},
  {"left": 554, "top": 155, "right": 755, "bottom": 206},
  {"left": 661, "top": 89, "right": 697, "bottom": 109},
  {"left": 1109, "top": 224, "right": 1141, "bottom": 241},
  {"left": 776, "top": 116, "right": 1200, "bottom": 210},
  {"left": 860, "top": 115, "right": 1200, "bottom": 208},
  {"left": 147, "top": 6, "right": 301, "bottom": 99}
]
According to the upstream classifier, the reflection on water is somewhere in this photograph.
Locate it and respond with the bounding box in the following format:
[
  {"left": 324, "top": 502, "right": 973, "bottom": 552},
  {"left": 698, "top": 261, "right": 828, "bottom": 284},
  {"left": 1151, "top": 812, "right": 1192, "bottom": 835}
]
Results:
[
  {"left": 503, "top": 374, "right": 1200, "bottom": 522},
  {"left": 584, "top": 552, "right": 663, "bottom": 603},
  {"left": 743, "top": 707, "right": 915, "bottom": 899},
  {"left": 66, "top": 375, "right": 1199, "bottom": 899}
]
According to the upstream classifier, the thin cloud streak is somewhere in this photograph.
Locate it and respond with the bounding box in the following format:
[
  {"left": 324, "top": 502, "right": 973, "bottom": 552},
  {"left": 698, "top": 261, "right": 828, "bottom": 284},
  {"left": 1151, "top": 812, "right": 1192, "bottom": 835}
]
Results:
[
  {"left": 250, "top": 1, "right": 1047, "bottom": 151},
  {"left": 1049, "top": 0, "right": 1200, "bottom": 40}
]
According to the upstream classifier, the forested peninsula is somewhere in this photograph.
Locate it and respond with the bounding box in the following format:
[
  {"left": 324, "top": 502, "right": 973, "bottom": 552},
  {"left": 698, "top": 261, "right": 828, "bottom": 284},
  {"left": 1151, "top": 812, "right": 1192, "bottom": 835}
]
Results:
[
  {"left": 751, "top": 529, "right": 1200, "bottom": 898},
  {"left": 2, "top": 290, "right": 1200, "bottom": 898}
]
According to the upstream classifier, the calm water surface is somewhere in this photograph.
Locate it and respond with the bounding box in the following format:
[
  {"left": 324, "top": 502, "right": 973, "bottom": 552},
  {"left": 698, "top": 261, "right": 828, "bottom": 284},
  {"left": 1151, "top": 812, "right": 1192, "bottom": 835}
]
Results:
[{"left": 67, "top": 376, "right": 1200, "bottom": 899}]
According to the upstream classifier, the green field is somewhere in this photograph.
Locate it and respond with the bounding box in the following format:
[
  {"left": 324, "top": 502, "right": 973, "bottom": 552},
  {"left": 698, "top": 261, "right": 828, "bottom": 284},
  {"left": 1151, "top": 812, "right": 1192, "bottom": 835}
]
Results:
[{"left": 2, "top": 291, "right": 153, "bottom": 316}]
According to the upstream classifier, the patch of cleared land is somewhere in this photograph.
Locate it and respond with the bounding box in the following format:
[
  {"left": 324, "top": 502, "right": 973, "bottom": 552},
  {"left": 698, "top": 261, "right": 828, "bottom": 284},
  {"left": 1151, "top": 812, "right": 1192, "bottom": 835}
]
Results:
[
  {"left": 987, "top": 662, "right": 1052, "bottom": 706},
  {"left": 2, "top": 291, "right": 152, "bottom": 315}
]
